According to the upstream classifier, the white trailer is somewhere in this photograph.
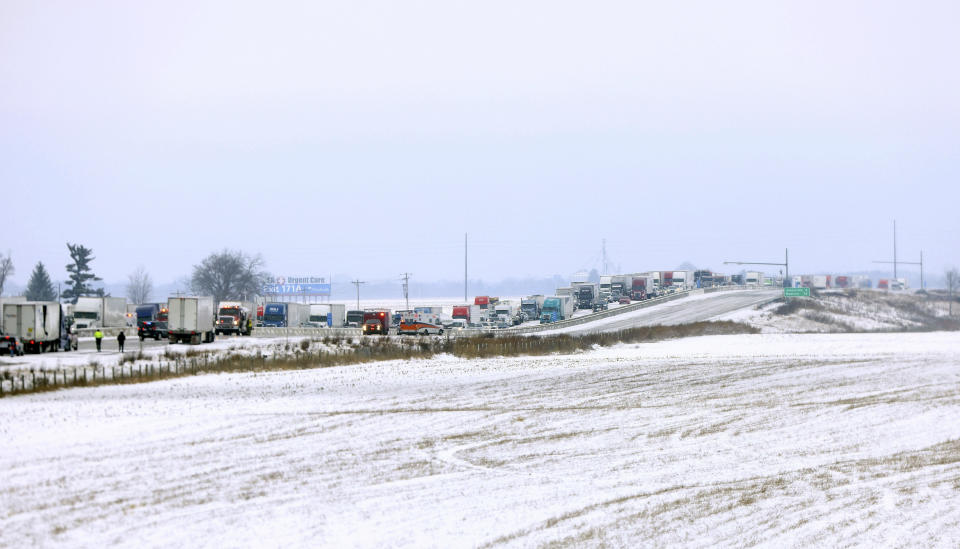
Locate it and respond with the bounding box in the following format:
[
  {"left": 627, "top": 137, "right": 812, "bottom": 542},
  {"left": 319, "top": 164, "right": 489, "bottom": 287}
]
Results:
[
  {"left": 745, "top": 271, "right": 763, "bottom": 285},
  {"left": 2, "top": 302, "right": 65, "bottom": 354},
  {"left": 308, "top": 304, "right": 346, "bottom": 327},
  {"left": 599, "top": 276, "right": 613, "bottom": 300},
  {"left": 70, "top": 296, "right": 127, "bottom": 329},
  {"left": 168, "top": 296, "right": 215, "bottom": 344},
  {"left": 0, "top": 296, "right": 27, "bottom": 334}
]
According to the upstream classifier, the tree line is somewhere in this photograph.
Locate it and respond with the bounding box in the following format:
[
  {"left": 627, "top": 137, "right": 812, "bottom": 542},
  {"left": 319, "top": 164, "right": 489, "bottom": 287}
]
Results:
[{"left": 0, "top": 247, "right": 270, "bottom": 305}]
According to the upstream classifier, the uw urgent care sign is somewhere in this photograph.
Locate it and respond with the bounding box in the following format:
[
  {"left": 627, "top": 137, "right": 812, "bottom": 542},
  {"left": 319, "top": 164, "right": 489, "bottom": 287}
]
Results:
[{"left": 262, "top": 276, "right": 331, "bottom": 296}]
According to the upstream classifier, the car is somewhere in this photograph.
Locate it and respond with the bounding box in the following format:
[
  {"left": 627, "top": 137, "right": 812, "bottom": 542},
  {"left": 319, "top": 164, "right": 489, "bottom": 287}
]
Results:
[
  {"left": 138, "top": 321, "right": 169, "bottom": 341},
  {"left": 0, "top": 335, "right": 23, "bottom": 356},
  {"left": 619, "top": 296, "right": 631, "bottom": 305}
]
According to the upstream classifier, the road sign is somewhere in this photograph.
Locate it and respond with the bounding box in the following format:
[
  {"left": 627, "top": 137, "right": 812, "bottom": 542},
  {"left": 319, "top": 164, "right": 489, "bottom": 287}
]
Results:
[{"left": 784, "top": 287, "right": 811, "bottom": 297}]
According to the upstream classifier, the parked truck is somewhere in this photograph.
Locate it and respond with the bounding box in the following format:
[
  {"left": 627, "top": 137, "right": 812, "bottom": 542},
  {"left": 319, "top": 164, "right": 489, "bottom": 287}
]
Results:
[
  {"left": 452, "top": 304, "right": 482, "bottom": 326},
  {"left": 168, "top": 296, "right": 215, "bottom": 344},
  {"left": 745, "top": 271, "right": 763, "bottom": 286},
  {"left": 2, "top": 301, "right": 68, "bottom": 354},
  {"left": 520, "top": 295, "right": 545, "bottom": 323},
  {"left": 215, "top": 301, "right": 255, "bottom": 335},
  {"left": 610, "top": 275, "right": 630, "bottom": 300},
  {"left": 71, "top": 296, "right": 127, "bottom": 330},
  {"left": 493, "top": 301, "right": 521, "bottom": 328},
  {"left": 630, "top": 275, "right": 655, "bottom": 300},
  {"left": 135, "top": 303, "right": 168, "bottom": 325},
  {"left": 599, "top": 276, "right": 613, "bottom": 302},
  {"left": 539, "top": 296, "right": 575, "bottom": 323},
  {"left": 261, "top": 302, "right": 310, "bottom": 328},
  {"left": 361, "top": 310, "right": 391, "bottom": 335},
  {"left": 308, "top": 304, "right": 345, "bottom": 327}
]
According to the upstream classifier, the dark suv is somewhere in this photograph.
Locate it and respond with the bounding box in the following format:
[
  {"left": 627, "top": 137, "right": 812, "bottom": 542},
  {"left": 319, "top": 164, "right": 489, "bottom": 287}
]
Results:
[{"left": 138, "top": 321, "right": 169, "bottom": 341}]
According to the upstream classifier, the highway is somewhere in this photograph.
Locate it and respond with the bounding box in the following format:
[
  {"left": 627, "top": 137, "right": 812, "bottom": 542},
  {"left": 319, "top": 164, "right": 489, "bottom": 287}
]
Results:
[{"left": 539, "top": 288, "right": 781, "bottom": 335}]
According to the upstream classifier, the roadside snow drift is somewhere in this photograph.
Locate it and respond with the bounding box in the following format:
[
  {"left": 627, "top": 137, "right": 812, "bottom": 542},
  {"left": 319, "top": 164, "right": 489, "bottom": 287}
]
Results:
[{"left": 2, "top": 332, "right": 960, "bottom": 547}]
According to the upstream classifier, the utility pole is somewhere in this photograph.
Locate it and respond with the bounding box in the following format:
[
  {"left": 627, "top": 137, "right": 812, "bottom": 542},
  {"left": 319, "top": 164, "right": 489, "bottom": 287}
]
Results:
[
  {"left": 464, "top": 233, "right": 468, "bottom": 303},
  {"left": 400, "top": 273, "right": 412, "bottom": 311},
  {"left": 351, "top": 279, "right": 366, "bottom": 311},
  {"left": 873, "top": 221, "right": 923, "bottom": 288}
]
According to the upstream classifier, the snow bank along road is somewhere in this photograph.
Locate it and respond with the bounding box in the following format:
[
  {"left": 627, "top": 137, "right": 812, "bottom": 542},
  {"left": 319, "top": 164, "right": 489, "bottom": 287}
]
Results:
[
  {"left": 2, "top": 332, "right": 959, "bottom": 547},
  {"left": 538, "top": 288, "right": 780, "bottom": 335}
]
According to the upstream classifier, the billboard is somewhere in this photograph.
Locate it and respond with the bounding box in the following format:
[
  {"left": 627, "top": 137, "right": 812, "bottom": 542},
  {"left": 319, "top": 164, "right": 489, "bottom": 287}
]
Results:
[{"left": 262, "top": 276, "right": 331, "bottom": 296}]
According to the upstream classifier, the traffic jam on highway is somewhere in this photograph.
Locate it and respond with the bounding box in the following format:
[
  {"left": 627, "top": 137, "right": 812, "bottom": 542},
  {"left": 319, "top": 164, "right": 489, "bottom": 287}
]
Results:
[{"left": 0, "top": 269, "right": 906, "bottom": 356}]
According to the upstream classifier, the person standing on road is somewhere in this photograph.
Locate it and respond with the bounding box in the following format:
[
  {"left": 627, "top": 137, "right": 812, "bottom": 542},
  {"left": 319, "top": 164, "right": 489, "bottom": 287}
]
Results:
[
  {"left": 94, "top": 329, "right": 103, "bottom": 352},
  {"left": 117, "top": 330, "right": 126, "bottom": 353}
]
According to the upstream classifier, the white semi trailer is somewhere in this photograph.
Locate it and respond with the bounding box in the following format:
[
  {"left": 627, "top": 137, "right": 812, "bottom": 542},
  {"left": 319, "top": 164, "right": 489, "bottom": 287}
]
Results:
[
  {"left": 71, "top": 297, "right": 127, "bottom": 329},
  {"left": 308, "top": 304, "right": 346, "bottom": 327},
  {"left": 2, "top": 301, "right": 66, "bottom": 354},
  {"left": 168, "top": 296, "right": 215, "bottom": 344}
]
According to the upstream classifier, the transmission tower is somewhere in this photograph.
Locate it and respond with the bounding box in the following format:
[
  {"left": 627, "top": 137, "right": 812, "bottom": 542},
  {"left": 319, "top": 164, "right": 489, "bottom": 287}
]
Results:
[{"left": 400, "top": 272, "right": 412, "bottom": 311}]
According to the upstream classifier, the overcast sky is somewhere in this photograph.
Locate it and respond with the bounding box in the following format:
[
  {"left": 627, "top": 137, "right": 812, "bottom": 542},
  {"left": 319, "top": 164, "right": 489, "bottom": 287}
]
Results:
[{"left": 2, "top": 1, "right": 958, "bottom": 288}]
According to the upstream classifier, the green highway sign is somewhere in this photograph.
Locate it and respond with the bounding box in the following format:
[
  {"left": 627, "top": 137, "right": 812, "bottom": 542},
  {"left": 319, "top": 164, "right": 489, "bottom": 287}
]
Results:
[{"left": 784, "top": 287, "right": 811, "bottom": 297}]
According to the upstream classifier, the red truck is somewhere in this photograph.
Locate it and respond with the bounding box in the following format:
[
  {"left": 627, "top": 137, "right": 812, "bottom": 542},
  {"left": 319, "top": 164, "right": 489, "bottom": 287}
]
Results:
[
  {"left": 834, "top": 276, "right": 850, "bottom": 289},
  {"left": 474, "top": 296, "right": 490, "bottom": 309},
  {"left": 362, "top": 310, "right": 391, "bottom": 335},
  {"left": 661, "top": 271, "right": 674, "bottom": 287},
  {"left": 878, "top": 279, "right": 889, "bottom": 290}
]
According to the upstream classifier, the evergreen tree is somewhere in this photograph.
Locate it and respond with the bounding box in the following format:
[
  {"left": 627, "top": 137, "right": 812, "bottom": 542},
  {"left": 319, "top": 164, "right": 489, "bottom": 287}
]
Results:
[
  {"left": 25, "top": 262, "right": 57, "bottom": 301},
  {"left": 62, "top": 243, "right": 102, "bottom": 303}
]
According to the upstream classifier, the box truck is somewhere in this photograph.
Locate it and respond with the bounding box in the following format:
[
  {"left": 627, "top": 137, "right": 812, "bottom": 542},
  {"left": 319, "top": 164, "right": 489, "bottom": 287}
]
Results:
[
  {"left": 168, "top": 296, "right": 215, "bottom": 344},
  {"left": 362, "top": 310, "right": 391, "bottom": 335},
  {"left": 3, "top": 302, "right": 67, "bottom": 354}
]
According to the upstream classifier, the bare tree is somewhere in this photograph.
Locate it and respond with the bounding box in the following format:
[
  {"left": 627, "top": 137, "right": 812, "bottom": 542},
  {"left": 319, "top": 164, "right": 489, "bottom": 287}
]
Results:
[
  {"left": 191, "top": 249, "right": 270, "bottom": 303},
  {"left": 946, "top": 267, "right": 960, "bottom": 316},
  {"left": 0, "top": 250, "right": 13, "bottom": 296},
  {"left": 126, "top": 265, "right": 153, "bottom": 305}
]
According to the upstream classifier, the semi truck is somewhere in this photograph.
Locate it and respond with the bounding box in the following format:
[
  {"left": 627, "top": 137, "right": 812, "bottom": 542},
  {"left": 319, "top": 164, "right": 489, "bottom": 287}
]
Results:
[
  {"left": 72, "top": 296, "right": 127, "bottom": 330},
  {"left": 599, "top": 276, "right": 613, "bottom": 302},
  {"left": 135, "top": 303, "right": 168, "bottom": 325},
  {"left": 452, "top": 305, "right": 482, "bottom": 326},
  {"left": 610, "top": 275, "right": 630, "bottom": 300},
  {"left": 261, "top": 302, "right": 310, "bottom": 328},
  {"left": 215, "top": 301, "right": 255, "bottom": 335},
  {"left": 0, "top": 296, "right": 27, "bottom": 334},
  {"left": 308, "top": 304, "right": 346, "bottom": 327},
  {"left": 539, "top": 296, "right": 575, "bottom": 323},
  {"left": 493, "top": 301, "right": 520, "bottom": 328},
  {"left": 570, "top": 282, "right": 595, "bottom": 310},
  {"left": 168, "top": 296, "right": 215, "bottom": 344},
  {"left": 745, "top": 271, "right": 763, "bottom": 286},
  {"left": 361, "top": 310, "right": 391, "bottom": 335},
  {"left": 2, "top": 301, "right": 68, "bottom": 354},
  {"left": 520, "top": 295, "right": 545, "bottom": 322},
  {"left": 630, "top": 275, "right": 655, "bottom": 300}
]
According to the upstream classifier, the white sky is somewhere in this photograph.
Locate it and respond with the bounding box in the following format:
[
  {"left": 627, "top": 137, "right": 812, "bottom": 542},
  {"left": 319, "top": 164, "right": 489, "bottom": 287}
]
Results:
[{"left": 2, "top": 1, "right": 958, "bottom": 286}]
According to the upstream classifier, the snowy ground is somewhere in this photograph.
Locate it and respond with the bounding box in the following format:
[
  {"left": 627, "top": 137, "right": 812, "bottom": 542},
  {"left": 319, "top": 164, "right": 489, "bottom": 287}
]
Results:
[
  {"left": 714, "top": 289, "right": 959, "bottom": 333},
  {"left": 2, "top": 332, "right": 960, "bottom": 547}
]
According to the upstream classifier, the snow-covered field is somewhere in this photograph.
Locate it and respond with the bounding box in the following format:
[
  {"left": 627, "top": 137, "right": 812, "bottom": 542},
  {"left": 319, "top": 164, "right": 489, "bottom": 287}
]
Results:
[
  {"left": 3, "top": 332, "right": 960, "bottom": 547},
  {"left": 715, "top": 289, "right": 959, "bottom": 333}
]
